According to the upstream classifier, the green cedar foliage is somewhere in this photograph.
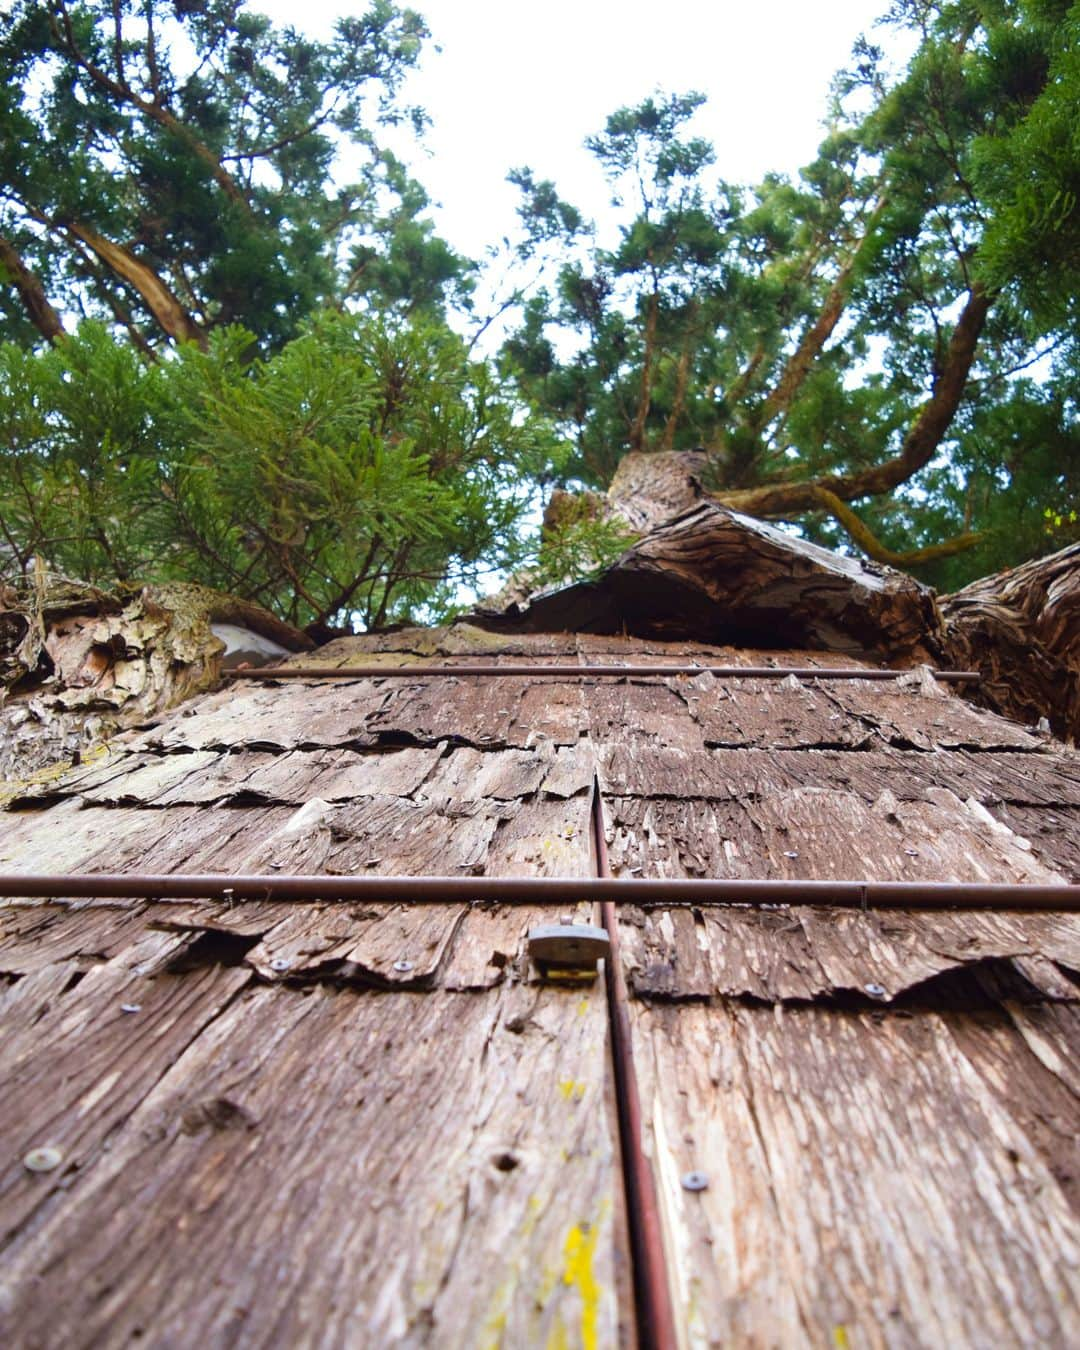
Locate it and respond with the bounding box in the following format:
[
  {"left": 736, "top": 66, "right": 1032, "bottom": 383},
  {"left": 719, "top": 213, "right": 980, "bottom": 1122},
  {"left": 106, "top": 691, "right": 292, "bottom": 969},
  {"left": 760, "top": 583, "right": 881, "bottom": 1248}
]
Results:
[{"left": 0, "top": 314, "right": 564, "bottom": 631}]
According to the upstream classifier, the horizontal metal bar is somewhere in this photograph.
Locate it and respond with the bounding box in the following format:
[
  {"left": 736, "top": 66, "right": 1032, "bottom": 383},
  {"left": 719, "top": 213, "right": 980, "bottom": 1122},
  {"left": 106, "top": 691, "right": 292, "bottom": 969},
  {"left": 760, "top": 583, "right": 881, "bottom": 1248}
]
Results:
[
  {"left": 225, "top": 664, "right": 981, "bottom": 683},
  {"left": 0, "top": 874, "right": 1075, "bottom": 909}
]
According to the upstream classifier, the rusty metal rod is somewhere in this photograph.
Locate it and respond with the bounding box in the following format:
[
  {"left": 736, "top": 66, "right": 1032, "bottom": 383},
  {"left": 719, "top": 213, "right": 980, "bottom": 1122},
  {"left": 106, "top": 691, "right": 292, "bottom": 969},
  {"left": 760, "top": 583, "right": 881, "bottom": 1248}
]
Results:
[
  {"left": 593, "top": 783, "right": 679, "bottom": 1350},
  {"left": 1, "top": 875, "right": 1078, "bottom": 909},
  {"left": 225, "top": 664, "right": 981, "bottom": 683}
]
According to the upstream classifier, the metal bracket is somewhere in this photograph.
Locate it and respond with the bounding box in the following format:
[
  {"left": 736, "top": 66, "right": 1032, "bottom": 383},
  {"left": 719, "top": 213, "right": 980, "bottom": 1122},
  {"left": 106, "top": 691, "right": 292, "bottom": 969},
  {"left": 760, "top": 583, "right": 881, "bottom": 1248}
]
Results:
[{"left": 527, "top": 922, "right": 610, "bottom": 980}]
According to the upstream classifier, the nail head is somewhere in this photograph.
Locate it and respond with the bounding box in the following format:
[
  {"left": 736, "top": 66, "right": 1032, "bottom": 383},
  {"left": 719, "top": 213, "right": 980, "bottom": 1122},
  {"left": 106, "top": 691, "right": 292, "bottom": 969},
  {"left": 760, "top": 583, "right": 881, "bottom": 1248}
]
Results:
[{"left": 681, "top": 1171, "right": 709, "bottom": 1192}]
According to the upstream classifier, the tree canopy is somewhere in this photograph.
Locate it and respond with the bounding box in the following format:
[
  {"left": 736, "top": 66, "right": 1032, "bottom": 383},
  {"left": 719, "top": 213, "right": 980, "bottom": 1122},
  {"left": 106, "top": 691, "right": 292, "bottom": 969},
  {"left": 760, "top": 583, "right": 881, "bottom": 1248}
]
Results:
[
  {"left": 501, "top": 0, "right": 1080, "bottom": 587},
  {"left": 1, "top": 0, "right": 1078, "bottom": 626},
  {"left": 0, "top": 0, "right": 469, "bottom": 351}
]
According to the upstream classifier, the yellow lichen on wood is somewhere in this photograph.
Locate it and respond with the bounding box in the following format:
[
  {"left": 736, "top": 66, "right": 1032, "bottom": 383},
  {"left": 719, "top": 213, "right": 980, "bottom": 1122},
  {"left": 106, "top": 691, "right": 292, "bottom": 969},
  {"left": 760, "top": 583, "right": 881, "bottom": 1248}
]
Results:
[
  {"left": 562, "top": 1218, "right": 603, "bottom": 1350},
  {"left": 0, "top": 741, "right": 111, "bottom": 808}
]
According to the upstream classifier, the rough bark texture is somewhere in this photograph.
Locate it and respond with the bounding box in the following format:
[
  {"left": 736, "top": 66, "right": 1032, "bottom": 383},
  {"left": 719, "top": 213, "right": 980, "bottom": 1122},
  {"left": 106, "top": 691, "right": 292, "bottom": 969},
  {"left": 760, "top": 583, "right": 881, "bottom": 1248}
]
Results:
[
  {"left": 499, "top": 451, "right": 1079, "bottom": 739},
  {"left": 1, "top": 626, "right": 1077, "bottom": 1346},
  {"left": 632, "top": 999, "right": 1078, "bottom": 1348},
  {"left": 486, "top": 454, "right": 944, "bottom": 665},
  {"left": 0, "top": 628, "right": 628, "bottom": 1349},
  {"left": 0, "top": 574, "right": 311, "bottom": 787},
  {"left": 942, "top": 540, "right": 1080, "bottom": 742}
]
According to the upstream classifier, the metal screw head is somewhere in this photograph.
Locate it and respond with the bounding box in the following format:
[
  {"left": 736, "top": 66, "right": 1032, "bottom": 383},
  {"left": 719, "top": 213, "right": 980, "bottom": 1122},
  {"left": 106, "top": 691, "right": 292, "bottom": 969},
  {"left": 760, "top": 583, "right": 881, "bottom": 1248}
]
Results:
[
  {"left": 783, "top": 851, "right": 799, "bottom": 860},
  {"left": 120, "top": 1003, "right": 141, "bottom": 1014},
  {"left": 864, "top": 982, "right": 887, "bottom": 999},
  {"left": 393, "top": 959, "right": 414, "bottom": 974},
  {"left": 270, "top": 957, "right": 292, "bottom": 973},
  {"left": 680, "top": 1171, "right": 709, "bottom": 1192},
  {"left": 24, "top": 1147, "right": 63, "bottom": 1173}
]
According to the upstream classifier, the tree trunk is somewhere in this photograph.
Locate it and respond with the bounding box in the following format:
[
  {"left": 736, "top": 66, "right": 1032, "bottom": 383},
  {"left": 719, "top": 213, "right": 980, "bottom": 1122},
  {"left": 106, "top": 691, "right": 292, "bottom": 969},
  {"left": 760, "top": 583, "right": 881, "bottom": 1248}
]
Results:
[
  {"left": 489, "top": 449, "right": 1079, "bottom": 739},
  {"left": 629, "top": 289, "right": 659, "bottom": 451},
  {"left": 484, "top": 450, "right": 945, "bottom": 665},
  {"left": 941, "top": 541, "right": 1080, "bottom": 741}
]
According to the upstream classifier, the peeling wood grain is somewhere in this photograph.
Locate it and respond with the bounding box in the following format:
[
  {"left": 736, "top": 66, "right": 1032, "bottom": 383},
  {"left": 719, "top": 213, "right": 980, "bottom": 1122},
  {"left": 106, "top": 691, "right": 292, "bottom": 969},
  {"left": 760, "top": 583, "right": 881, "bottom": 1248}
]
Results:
[
  {"left": 943, "top": 540, "right": 1080, "bottom": 740},
  {"left": 0, "top": 893, "right": 601, "bottom": 994},
  {"left": 246, "top": 902, "right": 468, "bottom": 987},
  {"left": 11, "top": 740, "right": 588, "bottom": 814},
  {"left": 239, "top": 901, "right": 597, "bottom": 991},
  {"left": 818, "top": 676, "right": 1042, "bottom": 750},
  {"left": 0, "top": 984, "right": 622, "bottom": 1349},
  {"left": 989, "top": 804, "right": 1080, "bottom": 882},
  {"left": 479, "top": 496, "right": 945, "bottom": 664},
  {"left": 0, "top": 958, "right": 249, "bottom": 1247},
  {"left": 149, "top": 898, "right": 301, "bottom": 939},
  {"left": 947, "top": 1004, "right": 1080, "bottom": 1215},
  {"left": 632, "top": 1000, "right": 1080, "bottom": 1349},
  {"left": 4, "top": 620, "right": 1080, "bottom": 1350},
  {"left": 596, "top": 744, "right": 1080, "bottom": 806},
  {"left": 438, "top": 902, "right": 596, "bottom": 990},
  {"left": 0, "top": 897, "right": 154, "bottom": 974},
  {"left": 617, "top": 905, "right": 1080, "bottom": 1003},
  {"left": 684, "top": 675, "right": 878, "bottom": 750},
  {"left": 0, "top": 579, "right": 309, "bottom": 785},
  {"left": 310, "top": 623, "right": 583, "bottom": 663},
  {"left": 0, "top": 799, "right": 575, "bottom": 888},
  {"left": 0, "top": 959, "right": 93, "bottom": 1035},
  {"left": 603, "top": 787, "right": 1069, "bottom": 886}
]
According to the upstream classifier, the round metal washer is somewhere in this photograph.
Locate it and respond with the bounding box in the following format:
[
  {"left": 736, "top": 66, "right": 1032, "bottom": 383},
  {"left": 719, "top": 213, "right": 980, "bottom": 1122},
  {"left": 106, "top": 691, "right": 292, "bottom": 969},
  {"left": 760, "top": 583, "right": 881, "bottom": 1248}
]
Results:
[{"left": 680, "top": 1171, "right": 709, "bottom": 1192}]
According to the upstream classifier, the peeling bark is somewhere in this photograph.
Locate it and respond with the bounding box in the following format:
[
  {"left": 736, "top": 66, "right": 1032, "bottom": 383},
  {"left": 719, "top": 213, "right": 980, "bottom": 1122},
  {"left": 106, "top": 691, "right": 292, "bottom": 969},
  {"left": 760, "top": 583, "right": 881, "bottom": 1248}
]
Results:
[
  {"left": 501, "top": 450, "right": 1079, "bottom": 737},
  {"left": 485, "top": 452, "right": 944, "bottom": 664},
  {"left": 1, "top": 627, "right": 1078, "bottom": 1347},
  {"left": 0, "top": 575, "right": 311, "bottom": 785},
  {"left": 942, "top": 541, "right": 1080, "bottom": 741}
]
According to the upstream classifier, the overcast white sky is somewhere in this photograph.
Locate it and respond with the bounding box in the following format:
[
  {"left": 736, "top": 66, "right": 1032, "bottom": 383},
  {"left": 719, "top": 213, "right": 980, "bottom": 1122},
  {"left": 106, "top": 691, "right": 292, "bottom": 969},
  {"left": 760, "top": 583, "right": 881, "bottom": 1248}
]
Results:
[{"left": 255, "top": 0, "right": 903, "bottom": 258}]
